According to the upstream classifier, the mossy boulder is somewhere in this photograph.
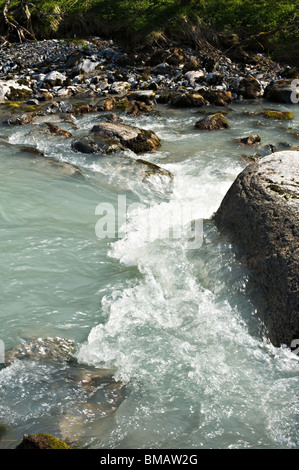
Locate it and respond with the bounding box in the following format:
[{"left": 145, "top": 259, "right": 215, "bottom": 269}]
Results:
[
  {"left": 6, "top": 86, "right": 32, "bottom": 102},
  {"left": 16, "top": 434, "right": 71, "bottom": 449},
  {"left": 195, "top": 113, "right": 229, "bottom": 130},
  {"left": 262, "top": 110, "right": 294, "bottom": 120}
]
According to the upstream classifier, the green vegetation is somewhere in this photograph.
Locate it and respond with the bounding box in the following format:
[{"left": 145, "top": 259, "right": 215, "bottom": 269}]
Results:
[{"left": 0, "top": 1, "right": 298, "bottom": 64}]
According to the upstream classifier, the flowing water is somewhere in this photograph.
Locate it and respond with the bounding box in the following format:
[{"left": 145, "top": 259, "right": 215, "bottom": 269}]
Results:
[{"left": 0, "top": 100, "right": 298, "bottom": 449}]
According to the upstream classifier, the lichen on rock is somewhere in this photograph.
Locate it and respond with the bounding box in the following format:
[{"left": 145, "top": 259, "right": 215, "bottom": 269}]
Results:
[{"left": 213, "top": 150, "right": 299, "bottom": 347}]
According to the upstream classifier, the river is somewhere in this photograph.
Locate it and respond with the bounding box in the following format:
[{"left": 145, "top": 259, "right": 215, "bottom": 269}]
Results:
[{"left": 0, "top": 99, "right": 298, "bottom": 449}]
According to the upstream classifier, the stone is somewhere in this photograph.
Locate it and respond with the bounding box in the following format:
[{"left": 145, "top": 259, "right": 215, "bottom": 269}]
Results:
[
  {"left": 203, "top": 90, "right": 233, "bottom": 107},
  {"left": 3, "top": 113, "right": 34, "bottom": 126},
  {"left": 238, "top": 134, "right": 261, "bottom": 145},
  {"left": 110, "top": 81, "right": 131, "bottom": 94},
  {"left": 44, "top": 71, "right": 67, "bottom": 86},
  {"left": 238, "top": 76, "right": 262, "bottom": 99},
  {"left": 213, "top": 151, "right": 299, "bottom": 347},
  {"left": 136, "top": 158, "right": 173, "bottom": 180},
  {"left": 184, "top": 70, "right": 205, "bottom": 85},
  {"left": 171, "top": 92, "right": 206, "bottom": 108},
  {"left": 264, "top": 79, "right": 299, "bottom": 104},
  {"left": 72, "top": 133, "right": 125, "bottom": 155},
  {"left": 5, "top": 337, "right": 76, "bottom": 365},
  {"left": 90, "top": 122, "right": 161, "bottom": 154},
  {"left": 45, "top": 122, "right": 72, "bottom": 137},
  {"left": 262, "top": 110, "right": 294, "bottom": 120},
  {"left": 195, "top": 113, "right": 229, "bottom": 130},
  {"left": 16, "top": 434, "right": 71, "bottom": 449},
  {"left": 127, "top": 90, "right": 156, "bottom": 103}
]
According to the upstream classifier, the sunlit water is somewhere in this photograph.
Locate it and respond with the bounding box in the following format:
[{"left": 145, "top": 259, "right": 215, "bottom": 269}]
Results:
[{"left": 0, "top": 99, "right": 298, "bottom": 449}]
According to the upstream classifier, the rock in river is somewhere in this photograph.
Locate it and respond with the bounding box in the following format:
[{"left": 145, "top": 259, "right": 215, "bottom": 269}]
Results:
[
  {"left": 195, "top": 113, "right": 229, "bottom": 130},
  {"left": 213, "top": 151, "right": 299, "bottom": 347},
  {"left": 90, "top": 122, "right": 161, "bottom": 154},
  {"left": 264, "top": 79, "right": 299, "bottom": 104}
]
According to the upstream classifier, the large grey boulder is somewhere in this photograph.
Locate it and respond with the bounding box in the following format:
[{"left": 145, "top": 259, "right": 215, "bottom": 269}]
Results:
[{"left": 213, "top": 151, "right": 299, "bottom": 347}]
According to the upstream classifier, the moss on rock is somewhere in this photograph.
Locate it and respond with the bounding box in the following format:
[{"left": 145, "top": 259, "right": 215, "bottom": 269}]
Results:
[
  {"left": 195, "top": 113, "right": 229, "bottom": 130},
  {"left": 262, "top": 110, "right": 294, "bottom": 120},
  {"left": 16, "top": 433, "right": 71, "bottom": 449}
]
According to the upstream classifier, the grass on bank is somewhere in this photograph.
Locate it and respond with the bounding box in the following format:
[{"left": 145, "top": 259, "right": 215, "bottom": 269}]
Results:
[{"left": 0, "top": 0, "right": 298, "bottom": 65}]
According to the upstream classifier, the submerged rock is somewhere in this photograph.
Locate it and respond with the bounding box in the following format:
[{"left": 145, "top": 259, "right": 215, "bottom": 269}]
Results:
[
  {"left": 45, "top": 122, "right": 73, "bottom": 137},
  {"left": 136, "top": 158, "right": 173, "bottom": 181},
  {"left": 214, "top": 151, "right": 299, "bottom": 347},
  {"left": 16, "top": 434, "right": 71, "bottom": 449},
  {"left": 5, "top": 337, "right": 76, "bottom": 365},
  {"left": 5, "top": 336, "right": 126, "bottom": 444},
  {"left": 195, "top": 113, "right": 229, "bottom": 130}
]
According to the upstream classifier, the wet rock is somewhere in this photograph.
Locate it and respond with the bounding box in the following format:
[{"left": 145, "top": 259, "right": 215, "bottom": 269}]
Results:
[
  {"left": 72, "top": 133, "right": 125, "bottom": 155},
  {"left": 16, "top": 434, "right": 71, "bottom": 449},
  {"left": 262, "top": 110, "right": 294, "bottom": 120},
  {"left": 3, "top": 113, "right": 34, "bottom": 126},
  {"left": 171, "top": 92, "right": 206, "bottom": 108},
  {"left": 5, "top": 337, "right": 76, "bottom": 366},
  {"left": 97, "top": 97, "right": 116, "bottom": 112},
  {"left": 114, "top": 97, "right": 153, "bottom": 116},
  {"left": 41, "top": 159, "right": 83, "bottom": 177},
  {"left": 136, "top": 158, "right": 173, "bottom": 181},
  {"left": 90, "top": 122, "right": 161, "bottom": 154},
  {"left": 264, "top": 79, "right": 299, "bottom": 104},
  {"left": 203, "top": 90, "right": 233, "bottom": 107},
  {"left": 214, "top": 150, "right": 299, "bottom": 347},
  {"left": 45, "top": 122, "right": 72, "bottom": 137},
  {"left": 238, "top": 134, "right": 261, "bottom": 145},
  {"left": 195, "top": 113, "right": 229, "bottom": 130},
  {"left": 19, "top": 145, "right": 45, "bottom": 156}
]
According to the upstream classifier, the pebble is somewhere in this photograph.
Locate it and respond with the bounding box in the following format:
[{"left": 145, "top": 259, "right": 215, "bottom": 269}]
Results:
[{"left": 0, "top": 37, "right": 294, "bottom": 104}]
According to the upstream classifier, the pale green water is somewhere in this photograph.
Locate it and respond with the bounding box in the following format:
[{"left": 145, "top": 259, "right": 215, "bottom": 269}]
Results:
[{"left": 0, "top": 100, "right": 298, "bottom": 448}]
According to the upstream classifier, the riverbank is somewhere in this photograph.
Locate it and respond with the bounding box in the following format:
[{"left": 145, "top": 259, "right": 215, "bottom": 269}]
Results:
[{"left": 0, "top": 35, "right": 298, "bottom": 111}]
